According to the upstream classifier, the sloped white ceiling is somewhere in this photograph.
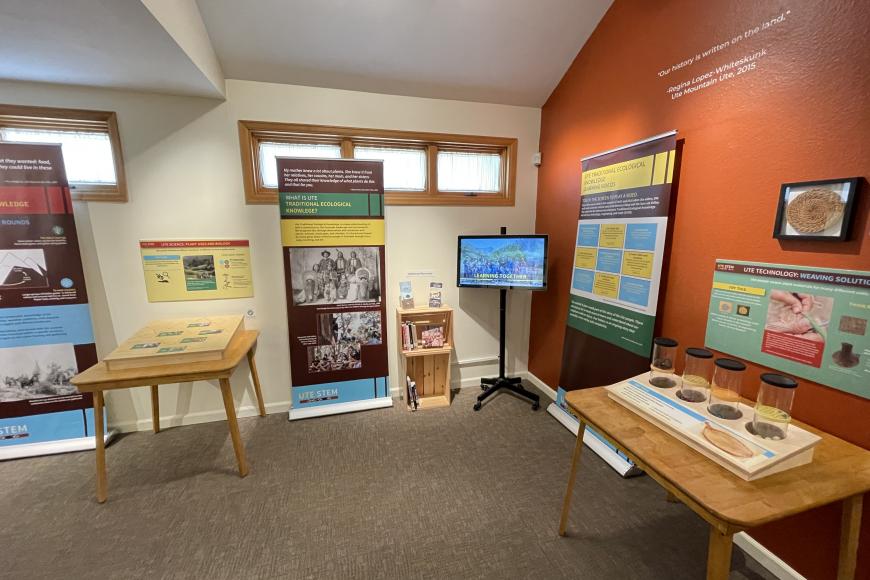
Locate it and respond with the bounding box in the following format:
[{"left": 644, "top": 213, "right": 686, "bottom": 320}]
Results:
[
  {"left": 0, "top": 0, "right": 223, "bottom": 97},
  {"left": 197, "top": 0, "right": 612, "bottom": 106},
  {"left": 0, "top": 0, "right": 612, "bottom": 105}
]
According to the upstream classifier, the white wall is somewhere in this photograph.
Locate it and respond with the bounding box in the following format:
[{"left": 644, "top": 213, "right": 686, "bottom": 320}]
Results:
[{"left": 0, "top": 79, "right": 541, "bottom": 431}]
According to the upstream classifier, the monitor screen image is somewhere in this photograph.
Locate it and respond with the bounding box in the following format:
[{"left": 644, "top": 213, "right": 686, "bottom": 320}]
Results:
[{"left": 457, "top": 235, "right": 548, "bottom": 289}]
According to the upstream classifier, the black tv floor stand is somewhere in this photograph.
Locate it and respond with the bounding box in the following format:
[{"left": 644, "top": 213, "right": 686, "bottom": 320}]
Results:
[
  {"left": 476, "top": 375, "right": 539, "bottom": 411},
  {"left": 473, "top": 227, "right": 540, "bottom": 412}
]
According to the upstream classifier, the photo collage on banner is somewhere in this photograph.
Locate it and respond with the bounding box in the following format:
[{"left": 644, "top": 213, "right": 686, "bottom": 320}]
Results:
[
  {"left": 0, "top": 142, "right": 100, "bottom": 457},
  {"left": 706, "top": 260, "right": 870, "bottom": 400},
  {"left": 277, "top": 158, "right": 390, "bottom": 419},
  {"left": 549, "top": 132, "right": 678, "bottom": 475}
]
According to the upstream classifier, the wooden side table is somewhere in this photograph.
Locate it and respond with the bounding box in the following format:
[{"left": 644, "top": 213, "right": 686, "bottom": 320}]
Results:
[
  {"left": 71, "top": 330, "right": 265, "bottom": 503},
  {"left": 558, "top": 387, "right": 870, "bottom": 580}
]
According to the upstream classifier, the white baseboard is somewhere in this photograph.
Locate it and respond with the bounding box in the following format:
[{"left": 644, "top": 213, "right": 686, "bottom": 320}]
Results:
[
  {"left": 115, "top": 396, "right": 398, "bottom": 430},
  {"left": 734, "top": 532, "right": 804, "bottom": 580},
  {"left": 389, "top": 368, "right": 530, "bottom": 396},
  {"left": 525, "top": 371, "right": 802, "bottom": 579},
  {"left": 0, "top": 430, "right": 116, "bottom": 461},
  {"left": 111, "top": 401, "right": 290, "bottom": 433},
  {"left": 453, "top": 375, "right": 495, "bottom": 389},
  {"left": 288, "top": 397, "right": 393, "bottom": 420}
]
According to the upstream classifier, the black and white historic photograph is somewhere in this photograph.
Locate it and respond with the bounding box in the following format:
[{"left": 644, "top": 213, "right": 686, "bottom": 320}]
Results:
[
  {"left": 289, "top": 246, "right": 381, "bottom": 305},
  {"left": 317, "top": 310, "right": 382, "bottom": 346},
  {"left": 306, "top": 343, "right": 362, "bottom": 374},
  {"left": 0, "top": 343, "right": 78, "bottom": 402}
]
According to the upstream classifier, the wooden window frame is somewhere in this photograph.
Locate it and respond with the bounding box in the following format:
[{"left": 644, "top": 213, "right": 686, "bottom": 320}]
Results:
[
  {"left": 0, "top": 104, "right": 128, "bottom": 202},
  {"left": 238, "top": 120, "right": 517, "bottom": 206}
]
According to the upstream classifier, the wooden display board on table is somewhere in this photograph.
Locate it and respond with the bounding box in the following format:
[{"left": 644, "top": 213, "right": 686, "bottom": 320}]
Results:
[
  {"left": 103, "top": 315, "right": 244, "bottom": 370},
  {"left": 397, "top": 306, "right": 453, "bottom": 409},
  {"left": 606, "top": 373, "right": 821, "bottom": 481}
]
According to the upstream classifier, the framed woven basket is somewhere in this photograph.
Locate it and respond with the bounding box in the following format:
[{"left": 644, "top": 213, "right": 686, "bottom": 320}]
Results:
[{"left": 773, "top": 177, "right": 861, "bottom": 241}]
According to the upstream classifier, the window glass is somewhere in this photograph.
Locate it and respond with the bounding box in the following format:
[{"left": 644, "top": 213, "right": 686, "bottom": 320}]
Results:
[
  {"left": 258, "top": 142, "right": 342, "bottom": 188},
  {"left": 354, "top": 146, "right": 426, "bottom": 191},
  {"left": 0, "top": 127, "right": 117, "bottom": 184},
  {"left": 437, "top": 151, "right": 501, "bottom": 192}
]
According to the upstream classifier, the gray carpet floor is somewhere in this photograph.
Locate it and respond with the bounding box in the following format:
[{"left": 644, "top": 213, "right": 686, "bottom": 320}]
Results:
[{"left": 2, "top": 386, "right": 776, "bottom": 579}]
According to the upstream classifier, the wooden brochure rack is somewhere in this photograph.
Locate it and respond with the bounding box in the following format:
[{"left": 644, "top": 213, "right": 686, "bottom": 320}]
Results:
[{"left": 397, "top": 306, "right": 453, "bottom": 409}]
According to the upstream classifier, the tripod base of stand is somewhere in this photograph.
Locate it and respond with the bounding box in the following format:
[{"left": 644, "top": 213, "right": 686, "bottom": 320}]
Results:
[{"left": 474, "top": 376, "right": 540, "bottom": 411}]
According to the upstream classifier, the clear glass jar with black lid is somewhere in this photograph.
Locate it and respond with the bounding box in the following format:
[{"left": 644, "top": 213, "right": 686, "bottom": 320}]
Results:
[
  {"left": 677, "top": 347, "right": 714, "bottom": 403},
  {"left": 751, "top": 373, "right": 798, "bottom": 440},
  {"left": 708, "top": 358, "right": 746, "bottom": 420},
  {"left": 649, "top": 337, "right": 678, "bottom": 388}
]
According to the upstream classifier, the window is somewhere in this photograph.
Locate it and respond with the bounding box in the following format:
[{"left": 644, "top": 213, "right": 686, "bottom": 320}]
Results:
[
  {"left": 258, "top": 142, "right": 341, "bottom": 188},
  {"left": 0, "top": 104, "right": 127, "bottom": 201},
  {"left": 238, "top": 121, "right": 517, "bottom": 205},
  {"left": 437, "top": 150, "right": 502, "bottom": 192},
  {"left": 353, "top": 146, "right": 427, "bottom": 191}
]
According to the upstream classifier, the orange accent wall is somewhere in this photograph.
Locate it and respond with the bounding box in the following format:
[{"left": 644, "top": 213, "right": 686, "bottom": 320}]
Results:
[{"left": 530, "top": 1, "right": 870, "bottom": 578}]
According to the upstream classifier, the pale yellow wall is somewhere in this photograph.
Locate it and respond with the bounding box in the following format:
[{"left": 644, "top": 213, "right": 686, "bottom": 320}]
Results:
[{"left": 0, "top": 79, "right": 541, "bottom": 431}]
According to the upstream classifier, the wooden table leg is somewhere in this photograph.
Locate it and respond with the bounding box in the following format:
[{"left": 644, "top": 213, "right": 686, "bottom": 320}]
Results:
[
  {"left": 150, "top": 385, "right": 160, "bottom": 433},
  {"left": 838, "top": 493, "right": 863, "bottom": 580},
  {"left": 558, "top": 421, "right": 586, "bottom": 536},
  {"left": 93, "top": 390, "right": 108, "bottom": 503},
  {"left": 706, "top": 526, "right": 733, "bottom": 580},
  {"left": 247, "top": 350, "right": 266, "bottom": 417},
  {"left": 219, "top": 378, "right": 249, "bottom": 477}
]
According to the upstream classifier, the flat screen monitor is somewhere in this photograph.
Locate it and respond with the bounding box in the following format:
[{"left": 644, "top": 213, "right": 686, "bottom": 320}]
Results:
[{"left": 457, "top": 235, "right": 548, "bottom": 289}]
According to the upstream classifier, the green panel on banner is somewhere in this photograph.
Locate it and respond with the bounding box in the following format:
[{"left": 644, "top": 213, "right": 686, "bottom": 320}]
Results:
[
  {"left": 567, "top": 294, "right": 655, "bottom": 357},
  {"left": 369, "top": 193, "right": 381, "bottom": 216},
  {"left": 280, "top": 192, "right": 371, "bottom": 217}
]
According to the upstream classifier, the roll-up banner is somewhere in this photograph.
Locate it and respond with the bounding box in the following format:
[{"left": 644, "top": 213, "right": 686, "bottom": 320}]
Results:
[
  {"left": 277, "top": 158, "right": 392, "bottom": 420},
  {"left": 0, "top": 142, "right": 104, "bottom": 459},
  {"left": 548, "top": 132, "right": 679, "bottom": 476}
]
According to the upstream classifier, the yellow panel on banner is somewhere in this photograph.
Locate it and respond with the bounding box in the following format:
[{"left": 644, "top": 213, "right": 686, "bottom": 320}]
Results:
[
  {"left": 582, "top": 155, "right": 654, "bottom": 195},
  {"left": 581, "top": 149, "right": 676, "bottom": 194},
  {"left": 598, "top": 224, "right": 626, "bottom": 248},
  {"left": 622, "top": 251, "right": 654, "bottom": 278},
  {"left": 574, "top": 247, "right": 597, "bottom": 269},
  {"left": 281, "top": 219, "right": 384, "bottom": 247}
]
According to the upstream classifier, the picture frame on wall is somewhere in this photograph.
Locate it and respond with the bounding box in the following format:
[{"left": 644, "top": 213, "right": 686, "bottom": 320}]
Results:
[{"left": 773, "top": 177, "right": 860, "bottom": 242}]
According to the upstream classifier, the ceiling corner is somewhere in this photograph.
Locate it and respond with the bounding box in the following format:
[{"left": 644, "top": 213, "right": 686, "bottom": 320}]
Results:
[{"left": 141, "top": 0, "right": 226, "bottom": 98}]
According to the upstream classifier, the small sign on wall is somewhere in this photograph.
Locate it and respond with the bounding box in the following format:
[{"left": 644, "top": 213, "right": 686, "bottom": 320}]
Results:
[{"left": 139, "top": 239, "right": 254, "bottom": 302}]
